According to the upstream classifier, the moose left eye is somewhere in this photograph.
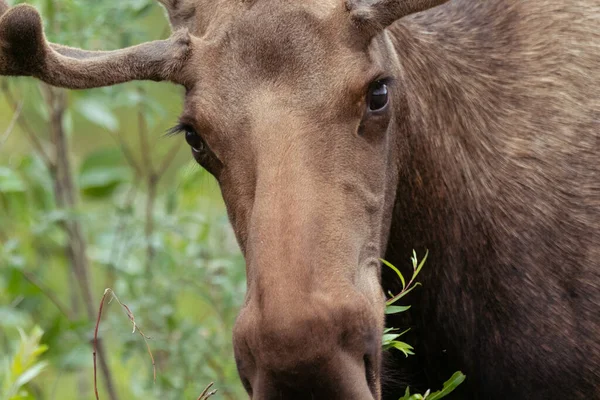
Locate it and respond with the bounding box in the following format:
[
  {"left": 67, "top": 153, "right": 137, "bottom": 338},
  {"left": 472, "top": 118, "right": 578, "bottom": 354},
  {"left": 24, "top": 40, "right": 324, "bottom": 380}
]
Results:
[
  {"left": 367, "top": 80, "right": 389, "bottom": 112},
  {"left": 184, "top": 128, "right": 205, "bottom": 153}
]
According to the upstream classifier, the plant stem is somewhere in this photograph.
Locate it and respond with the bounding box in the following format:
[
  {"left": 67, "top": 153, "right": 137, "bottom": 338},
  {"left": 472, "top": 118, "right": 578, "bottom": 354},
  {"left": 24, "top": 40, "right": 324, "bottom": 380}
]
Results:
[
  {"left": 145, "top": 171, "right": 158, "bottom": 273},
  {"left": 19, "top": 270, "right": 74, "bottom": 321},
  {"left": 0, "top": 95, "right": 22, "bottom": 148},
  {"left": 1, "top": 82, "right": 53, "bottom": 167},
  {"left": 41, "top": 84, "right": 120, "bottom": 400}
]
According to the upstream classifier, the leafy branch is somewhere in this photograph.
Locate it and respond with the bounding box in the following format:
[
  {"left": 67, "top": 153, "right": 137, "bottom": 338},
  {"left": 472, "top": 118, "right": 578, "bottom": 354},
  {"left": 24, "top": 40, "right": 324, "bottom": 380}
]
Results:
[
  {"left": 399, "top": 372, "right": 466, "bottom": 400},
  {"left": 0, "top": 326, "right": 48, "bottom": 400},
  {"left": 380, "top": 250, "right": 428, "bottom": 356},
  {"left": 380, "top": 251, "right": 466, "bottom": 400}
]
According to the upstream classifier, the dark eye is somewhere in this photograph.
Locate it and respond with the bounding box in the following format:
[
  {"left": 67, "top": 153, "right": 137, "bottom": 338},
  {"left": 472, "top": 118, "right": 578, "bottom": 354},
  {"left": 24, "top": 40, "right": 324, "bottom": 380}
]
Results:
[
  {"left": 184, "top": 127, "right": 205, "bottom": 153},
  {"left": 367, "top": 80, "right": 389, "bottom": 112}
]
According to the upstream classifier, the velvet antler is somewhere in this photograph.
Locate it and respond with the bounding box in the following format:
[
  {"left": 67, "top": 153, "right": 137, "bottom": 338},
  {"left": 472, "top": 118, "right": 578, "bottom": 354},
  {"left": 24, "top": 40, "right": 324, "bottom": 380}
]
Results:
[
  {"left": 346, "top": 0, "right": 449, "bottom": 36},
  {"left": 0, "top": 0, "right": 192, "bottom": 88}
]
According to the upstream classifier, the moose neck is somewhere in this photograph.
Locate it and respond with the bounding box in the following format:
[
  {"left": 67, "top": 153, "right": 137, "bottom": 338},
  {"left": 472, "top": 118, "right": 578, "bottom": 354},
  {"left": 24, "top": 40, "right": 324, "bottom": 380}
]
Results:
[
  {"left": 376, "top": 2, "right": 527, "bottom": 390},
  {"left": 383, "top": 1, "right": 521, "bottom": 270},
  {"left": 381, "top": 1, "right": 600, "bottom": 393}
]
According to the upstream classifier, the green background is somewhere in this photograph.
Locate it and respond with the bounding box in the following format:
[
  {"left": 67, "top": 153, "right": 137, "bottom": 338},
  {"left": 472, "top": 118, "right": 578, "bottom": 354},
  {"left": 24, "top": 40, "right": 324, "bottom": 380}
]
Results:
[{"left": 0, "top": 0, "right": 247, "bottom": 398}]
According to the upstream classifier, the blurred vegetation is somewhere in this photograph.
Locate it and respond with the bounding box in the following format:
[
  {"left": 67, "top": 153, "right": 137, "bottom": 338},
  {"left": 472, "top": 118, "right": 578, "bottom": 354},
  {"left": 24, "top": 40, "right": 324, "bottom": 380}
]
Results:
[{"left": 0, "top": 0, "right": 246, "bottom": 398}]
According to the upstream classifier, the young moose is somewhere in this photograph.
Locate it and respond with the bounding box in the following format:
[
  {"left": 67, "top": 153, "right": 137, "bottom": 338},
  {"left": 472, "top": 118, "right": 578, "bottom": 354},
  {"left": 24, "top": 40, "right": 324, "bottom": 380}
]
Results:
[{"left": 1, "top": 0, "right": 598, "bottom": 398}]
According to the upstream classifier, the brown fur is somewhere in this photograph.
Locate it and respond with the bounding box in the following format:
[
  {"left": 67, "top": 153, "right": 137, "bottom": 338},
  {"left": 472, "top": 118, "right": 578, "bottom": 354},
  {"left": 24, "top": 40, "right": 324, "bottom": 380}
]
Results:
[
  {"left": 1, "top": 0, "right": 598, "bottom": 399},
  {"left": 383, "top": 2, "right": 600, "bottom": 398}
]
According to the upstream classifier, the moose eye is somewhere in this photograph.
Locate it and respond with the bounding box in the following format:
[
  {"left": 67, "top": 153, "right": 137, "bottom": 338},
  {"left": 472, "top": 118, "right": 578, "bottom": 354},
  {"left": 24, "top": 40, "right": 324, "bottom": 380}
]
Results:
[
  {"left": 184, "top": 127, "right": 205, "bottom": 153},
  {"left": 367, "top": 80, "right": 389, "bottom": 112}
]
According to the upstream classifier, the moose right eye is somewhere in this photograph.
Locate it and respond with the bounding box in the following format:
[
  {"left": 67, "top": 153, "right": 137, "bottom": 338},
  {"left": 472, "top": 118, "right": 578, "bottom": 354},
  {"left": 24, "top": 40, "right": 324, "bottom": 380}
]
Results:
[
  {"left": 184, "top": 127, "right": 205, "bottom": 153},
  {"left": 367, "top": 80, "right": 389, "bottom": 112}
]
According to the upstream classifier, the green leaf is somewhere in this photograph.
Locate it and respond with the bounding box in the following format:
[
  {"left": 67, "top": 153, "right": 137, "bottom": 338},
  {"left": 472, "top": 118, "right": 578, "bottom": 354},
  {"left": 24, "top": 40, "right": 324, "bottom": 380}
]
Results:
[
  {"left": 397, "top": 373, "right": 465, "bottom": 400},
  {"left": 0, "top": 167, "right": 26, "bottom": 193},
  {"left": 414, "top": 249, "right": 429, "bottom": 280},
  {"left": 3, "top": 326, "right": 48, "bottom": 399},
  {"left": 13, "top": 361, "right": 48, "bottom": 389},
  {"left": 399, "top": 387, "right": 426, "bottom": 400},
  {"left": 399, "top": 387, "right": 412, "bottom": 400},
  {"left": 381, "top": 258, "right": 405, "bottom": 290},
  {"left": 426, "top": 371, "right": 466, "bottom": 400},
  {"left": 385, "top": 305, "right": 411, "bottom": 314},
  {"left": 74, "top": 98, "right": 119, "bottom": 132},
  {"left": 78, "top": 148, "right": 130, "bottom": 198},
  {"left": 388, "top": 341, "right": 415, "bottom": 357},
  {"left": 382, "top": 333, "right": 402, "bottom": 343}
]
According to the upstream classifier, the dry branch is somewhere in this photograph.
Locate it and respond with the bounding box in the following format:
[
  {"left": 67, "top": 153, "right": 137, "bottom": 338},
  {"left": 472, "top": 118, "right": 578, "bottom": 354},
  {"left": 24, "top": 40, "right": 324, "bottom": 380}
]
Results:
[
  {"left": 93, "top": 289, "right": 218, "bottom": 400},
  {"left": 93, "top": 288, "right": 155, "bottom": 400}
]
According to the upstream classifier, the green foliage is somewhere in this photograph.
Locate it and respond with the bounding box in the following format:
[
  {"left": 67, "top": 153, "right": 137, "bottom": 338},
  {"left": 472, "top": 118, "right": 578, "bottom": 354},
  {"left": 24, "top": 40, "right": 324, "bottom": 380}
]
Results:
[
  {"left": 0, "top": 149, "right": 246, "bottom": 399},
  {"left": 0, "top": 167, "right": 25, "bottom": 193},
  {"left": 1, "top": 326, "right": 48, "bottom": 400},
  {"left": 381, "top": 250, "right": 428, "bottom": 357},
  {"left": 0, "top": 1, "right": 245, "bottom": 399},
  {"left": 381, "top": 254, "right": 466, "bottom": 400},
  {"left": 398, "top": 372, "right": 466, "bottom": 400},
  {"left": 78, "top": 148, "right": 131, "bottom": 198}
]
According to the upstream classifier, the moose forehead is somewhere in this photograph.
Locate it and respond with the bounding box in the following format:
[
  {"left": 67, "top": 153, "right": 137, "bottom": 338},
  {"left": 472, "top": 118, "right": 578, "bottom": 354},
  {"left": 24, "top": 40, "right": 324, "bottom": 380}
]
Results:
[
  {"left": 182, "top": 2, "right": 385, "bottom": 131},
  {"left": 230, "top": 9, "right": 331, "bottom": 81}
]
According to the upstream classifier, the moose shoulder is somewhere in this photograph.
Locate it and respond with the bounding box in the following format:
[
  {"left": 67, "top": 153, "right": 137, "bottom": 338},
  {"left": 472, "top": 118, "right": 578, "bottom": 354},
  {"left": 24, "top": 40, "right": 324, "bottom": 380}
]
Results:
[
  {"left": 1, "top": 0, "right": 598, "bottom": 399},
  {"left": 381, "top": 1, "right": 600, "bottom": 398}
]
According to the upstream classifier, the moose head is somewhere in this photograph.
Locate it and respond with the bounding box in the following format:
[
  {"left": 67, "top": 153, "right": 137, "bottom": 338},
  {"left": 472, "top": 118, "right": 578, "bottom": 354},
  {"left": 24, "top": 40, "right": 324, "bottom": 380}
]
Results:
[{"left": 1, "top": 0, "right": 449, "bottom": 398}]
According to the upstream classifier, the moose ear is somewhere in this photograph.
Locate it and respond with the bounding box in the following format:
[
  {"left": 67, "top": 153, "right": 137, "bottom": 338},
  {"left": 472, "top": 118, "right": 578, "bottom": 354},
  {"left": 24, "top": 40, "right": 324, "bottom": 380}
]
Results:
[{"left": 346, "top": 0, "right": 449, "bottom": 36}]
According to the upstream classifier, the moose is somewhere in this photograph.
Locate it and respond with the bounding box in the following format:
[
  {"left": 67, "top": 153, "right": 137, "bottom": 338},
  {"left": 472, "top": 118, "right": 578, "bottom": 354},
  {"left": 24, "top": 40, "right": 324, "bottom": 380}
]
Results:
[{"left": 1, "top": 0, "right": 598, "bottom": 398}]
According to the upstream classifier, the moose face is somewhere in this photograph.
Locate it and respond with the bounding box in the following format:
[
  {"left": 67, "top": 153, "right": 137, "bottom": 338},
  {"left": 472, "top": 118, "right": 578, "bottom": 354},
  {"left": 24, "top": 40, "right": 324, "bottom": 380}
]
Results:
[
  {"left": 0, "top": 0, "right": 448, "bottom": 398},
  {"left": 174, "top": 3, "right": 398, "bottom": 397}
]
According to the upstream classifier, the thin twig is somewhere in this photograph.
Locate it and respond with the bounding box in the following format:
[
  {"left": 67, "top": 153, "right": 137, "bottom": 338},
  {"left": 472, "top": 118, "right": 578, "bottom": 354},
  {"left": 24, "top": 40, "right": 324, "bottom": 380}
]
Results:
[
  {"left": 0, "top": 96, "right": 23, "bottom": 149},
  {"left": 144, "top": 172, "right": 158, "bottom": 273},
  {"left": 137, "top": 88, "right": 153, "bottom": 174},
  {"left": 196, "top": 382, "right": 217, "bottom": 400},
  {"left": 93, "top": 290, "right": 107, "bottom": 400},
  {"left": 40, "top": 83, "right": 119, "bottom": 400},
  {"left": 108, "top": 183, "right": 139, "bottom": 270},
  {"left": 134, "top": 99, "right": 157, "bottom": 273},
  {"left": 1, "top": 82, "right": 53, "bottom": 167},
  {"left": 107, "top": 130, "right": 142, "bottom": 178},
  {"left": 115, "top": 300, "right": 156, "bottom": 381},
  {"left": 19, "top": 270, "right": 74, "bottom": 321},
  {"left": 93, "top": 289, "right": 156, "bottom": 400}
]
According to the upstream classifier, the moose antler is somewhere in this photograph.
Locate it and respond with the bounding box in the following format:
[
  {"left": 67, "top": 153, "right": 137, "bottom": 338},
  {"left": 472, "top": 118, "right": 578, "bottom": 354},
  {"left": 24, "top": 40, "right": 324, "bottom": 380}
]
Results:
[
  {"left": 346, "top": 0, "right": 449, "bottom": 36},
  {"left": 0, "top": 0, "right": 192, "bottom": 88}
]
